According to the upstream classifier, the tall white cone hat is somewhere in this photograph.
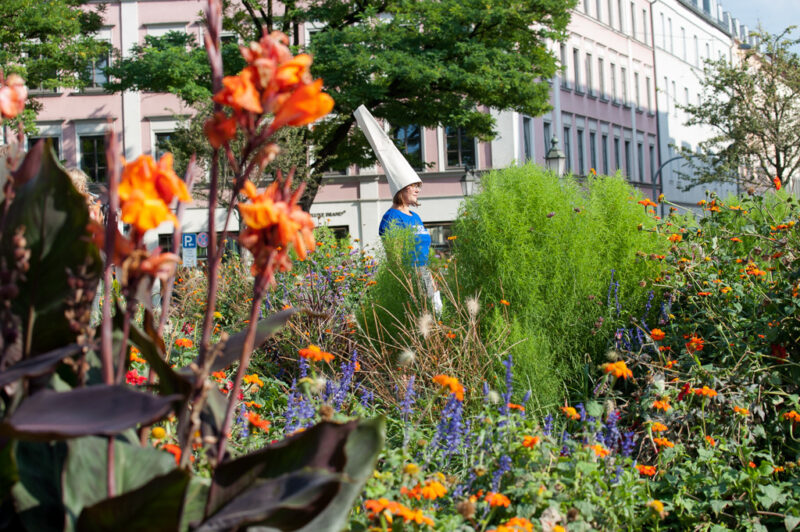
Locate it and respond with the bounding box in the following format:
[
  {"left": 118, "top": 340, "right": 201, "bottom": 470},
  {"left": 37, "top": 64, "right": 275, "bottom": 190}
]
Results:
[{"left": 354, "top": 104, "right": 421, "bottom": 198}]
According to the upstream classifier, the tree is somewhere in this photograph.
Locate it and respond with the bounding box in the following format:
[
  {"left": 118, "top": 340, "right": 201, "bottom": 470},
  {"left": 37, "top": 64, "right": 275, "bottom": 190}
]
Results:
[
  {"left": 105, "top": 0, "right": 575, "bottom": 209},
  {"left": 679, "top": 28, "right": 800, "bottom": 190},
  {"left": 0, "top": 0, "right": 109, "bottom": 128}
]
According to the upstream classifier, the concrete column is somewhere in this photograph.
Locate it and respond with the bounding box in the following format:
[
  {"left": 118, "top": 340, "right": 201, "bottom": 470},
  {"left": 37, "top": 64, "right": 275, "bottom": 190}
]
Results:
[{"left": 120, "top": 0, "right": 142, "bottom": 159}]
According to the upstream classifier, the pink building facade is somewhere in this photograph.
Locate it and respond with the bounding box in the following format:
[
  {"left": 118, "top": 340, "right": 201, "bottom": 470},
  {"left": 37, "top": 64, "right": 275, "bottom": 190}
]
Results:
[{"left": 21, "top": 0, "right": 752, "bottom": 250}]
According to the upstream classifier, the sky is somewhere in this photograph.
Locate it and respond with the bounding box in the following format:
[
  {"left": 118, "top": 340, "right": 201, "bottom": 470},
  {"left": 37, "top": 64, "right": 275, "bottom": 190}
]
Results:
[{"left": 717, "top": 0, "right": 799, "bottom": 37}]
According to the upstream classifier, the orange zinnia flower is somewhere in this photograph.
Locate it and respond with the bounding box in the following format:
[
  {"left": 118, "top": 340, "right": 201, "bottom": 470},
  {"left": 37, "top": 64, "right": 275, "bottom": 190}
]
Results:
[
  {"left": 433, "top": 374, "right": 465, "bottom": 401},
  {"left": 420, "top": 480, "right": 447, "bottom": 500},
  {"left": 685, "top": 335, "right": 704, "bottom": 353},
  {"left": 602, "top": 360, "right": 633, "bottom": 379},
  {"left": 636, "top": 464, "right": 657, "bottom": 476},
  {"left": 652, "top": 400, "right": 671, "bottom": 412},
  {"left": 773, "top": 177, "right": 782, "bottom": 190},
  {"left": 0, "top": 74, "right": 27, "bottom": 119},
  {"left": 162, "top": 443, "right": 182, "bottom": 465},
  {"left": 175, "top": 338, "right": 193, "bottom": 348},
  {"left": 653, "top": 437, "right": 674, "bottom": 448},
  {"left": 522, "top": 435, "right": 540, "bottom": 448},
  {"left": 500, "top": 299, "right": 510, "bottom": 306},
  {"left": 247, "top": 412, "right": 271, "bottom": 431},
  {"left": 733, "top": 406, "right": 749, "bottom": 416},
  {"left": 668, "top": 233, "right": 682, "bottom": 243},
  {"left": 705, "top": 435, "right": 716, "bottom": 446},
  {"left": 507, "top": 402, "right": 525, "bottom": 412},
  {"left": 298, "top": 344, "right": 334, "bottom": 363},
  {"left": 485, "top": 492, "right": 511, "bottom": 507},
  {"left": 561, "top": 406, "right": 580, "bottom": 420},
  {"left": 693, "top": 385, "right": 717, "bottom": 398},
  {"left": 650, "top": 422, "right": 668, "bottom": 432},
  {"left": 782, "top": 410, "right": 800, "bottom": 422},
  {"left": 267, "top": 79, "right": 334, "bottom": 135},
  {"left": 213, "top": 66, "right": 263, "bottom": 113},
  {"left": 650, "top": 328, "right": 666, "bottom": 341},
  {"left": 589, "top": 443, "right": 610, "bottom": 457}
]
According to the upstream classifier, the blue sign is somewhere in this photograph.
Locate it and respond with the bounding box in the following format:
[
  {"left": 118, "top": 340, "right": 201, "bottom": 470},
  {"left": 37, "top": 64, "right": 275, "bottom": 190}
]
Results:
[{"left": 183, "top": 233, "right": 197, "bottom": 248}]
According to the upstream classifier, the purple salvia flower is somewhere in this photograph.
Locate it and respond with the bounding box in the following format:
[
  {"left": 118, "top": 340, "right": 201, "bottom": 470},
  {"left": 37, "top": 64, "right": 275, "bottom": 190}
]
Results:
[
  {"left": 299, "top": 357, "right": 309, "bottom": 378},
  {"left": 237, "top": 404, "right": 249, "bottom": 439},
  {"left": 621, "top": 430, "right": 636, "bottom": 457},
  {"left": 543, "top": 414, "right": 553, "bottom": 436},
  {"left": 491, "top": 454, "right": 512, "bottom": 491},
  {"left": 576, "top": 403, "right": 586, "bottom": 422},
  {"left": 399, "top": 376, "right": 416, "bottom": 422}
]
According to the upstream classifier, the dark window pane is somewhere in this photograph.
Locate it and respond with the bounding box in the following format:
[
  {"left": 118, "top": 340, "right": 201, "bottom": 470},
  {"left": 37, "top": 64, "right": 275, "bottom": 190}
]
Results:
[
  {"left": 155, "top": 132, "right": 173, "bottom": 160},
  {"left": 392, "top": 124, "right": 423, "bottom": 170},
  {"left": 445, "top": 126, "right": 475, "bottom": 168},
  {"left": 80, "top": 135, "right": 107, "bottom": 182}
]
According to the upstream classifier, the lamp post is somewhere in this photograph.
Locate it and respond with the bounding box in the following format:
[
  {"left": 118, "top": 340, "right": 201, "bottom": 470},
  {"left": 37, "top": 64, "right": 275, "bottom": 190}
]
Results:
[
  {"left": 461, "top": 163, "right": 478, "bottom": 196},
  {"left": 545, "top": 136, "right": 566, "bottom": 175}
]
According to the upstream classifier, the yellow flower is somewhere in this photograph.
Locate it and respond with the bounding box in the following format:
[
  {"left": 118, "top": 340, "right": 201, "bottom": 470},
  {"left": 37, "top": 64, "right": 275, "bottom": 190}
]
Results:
[
  {"left": 151, "top": 427, "right": 166, "bottom": 440},
  {"left": 244, "top": 374, "right": 264, "bottom": 387},
  {"left": 403, "top": 463, "right": 420, "bottom": 475},
  {"left": 214, "top": 311, "right": 223, "bottom": 319}
]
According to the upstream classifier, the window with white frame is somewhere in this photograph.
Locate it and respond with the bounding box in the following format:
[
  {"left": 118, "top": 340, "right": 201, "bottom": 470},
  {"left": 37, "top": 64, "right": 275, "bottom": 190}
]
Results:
[
  {"left": 608, "top": 0, "right": 615, "bottom": 28},
  {"left": 77, "top": 122, "right": 112, "bottom": 182},
  {"left": 560, "top": 44, "right": 568, "bottom": 88},
  {"left": 573, "top": 48, "right": 581, "bottom": 89},
  {"left": 596, "top": 0, "right": 603, "bottom": 22},
  {"left": 84, "top": 28, "right": 112, "bottom": 90},
  {"left": 642, "top": 9, "right": 648, "bottom": 44},
  {"left": 681, "top": 27, "right": 687, "bottom": 60},
  {"left": 145, "top": 23, "right": 188, "bottom": 38},
  {"left": 621, "top": 67, "right": 627, "bottom": 104},
  {"left": 668, "top": 18, "right": 673, "bottom": 53},
  {"left": 391, "top": 124, "right": 423, "bottom": 170},
  {"left": 585, "top": 53, "right": 593, "bottom": 95},
  {"left": 610, "top": 62, "right": 617, "bottom": 101},
  {"left": 598, "top": 58, "right": 605, "bottom": 98},
  {"left": 543, "top": 121, "right": 552, "bottom": 154},
  {"left": 630, "top": 2, "right": 636, "bottom": 39},
  {"left": 634, "top": 72, "right": 640, "bottom": 108},
  {"left": 28, "top": 123, "right": 62, "bottom": 159},
  {"left": 617, "top": 0, "right": 625, "bottom": 33}
]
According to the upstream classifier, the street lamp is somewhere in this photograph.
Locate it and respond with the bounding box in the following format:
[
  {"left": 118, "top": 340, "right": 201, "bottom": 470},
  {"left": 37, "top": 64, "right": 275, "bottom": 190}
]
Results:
[
  {"left": 461, "top": 163, "right": 478, "bottom": 196},
  {"left": 545, "top": 136, "right": 566, "bottom": 175}
]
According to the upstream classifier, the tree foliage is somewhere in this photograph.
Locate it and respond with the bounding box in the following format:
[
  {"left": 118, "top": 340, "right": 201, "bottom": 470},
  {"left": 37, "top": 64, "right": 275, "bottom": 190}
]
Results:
[
  {"left": 105, "top": 0, "right": 575, "bottom": 209},
  {"left": 679, "top": 28, "right": 800, "bottom": 190}
]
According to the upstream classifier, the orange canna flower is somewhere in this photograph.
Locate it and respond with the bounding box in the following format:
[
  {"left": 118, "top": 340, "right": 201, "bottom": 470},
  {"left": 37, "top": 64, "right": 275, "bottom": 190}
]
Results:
[
  {"left": 650, "top": 328, "right": 666, "bottom": 341},
  {"left": 0, "top": 74, "right": 27, "bottom": 119},
  {"left": 213, "top": 66, "right": 263, "bottom": 113},
  {"left": 298, "top": 344, "right": 334, "bottom": 363},
  {"left": 118, "top": 153, "right": 191, "bottom": 232},
  {"left": 204, "top": 112, "right": 238, "bottom": 149},
  {"left": 274, "top": 54, "right": 313, "bottom": 90},
  {"left": 522, "top": 435, "right": 540, "bottom": 448},
  {"left": 267, "top": 78, "right": 334, "bottom": 134},
  {"left": 484, "top": 492, "right": 511, "bottom": 507},
  {"left": 433, "top": 374, "right": 465, "bottom": 401}
]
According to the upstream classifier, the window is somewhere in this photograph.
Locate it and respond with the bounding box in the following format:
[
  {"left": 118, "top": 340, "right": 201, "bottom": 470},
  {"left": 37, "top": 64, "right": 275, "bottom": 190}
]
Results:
[
  {"left": 598, "top": 58, "right": 605, "bottom": 98},
  {"left": 585, "top": 53, "right": 593, "bottom": 95},
  {"left": 154, "top": 132, "right": 173, "bottom": 161},
  {"left": 646, "top": 76, "right": 652, "bottom": 111},
  {"left": 28, "top": 136, "right": 61, "bottom": 159},
  {"left": 392, "top": 124, "right": 423, "bottom": 170},
  {"left": 563, "top": 126, "right": 572, "bottom": 172},
  {"left": 614, "top": 137, "right": 621, "bottom": 170},
  {"left": 642, "top": 9, "right": 648, "bottom": 44},
  {"left": 637, "top": 142, "right": 644, "bottom": 181},
  {"left": 705, "top": 42, "right": 710, "bottom": 61},
  {"left": 649, "top": 144, "right": 656, "bottom": 181},
  {"left": 610, "top": 63, "right": 617, "bottom": 101},
  {"left": 80, "top": 135, "right": 107, "bottom": 182},
  {"left": 608, "top": 0, "right": 614, "bottom": 28},
  {"left": 85, "top": 52, "right": 109, "bottom": 89},
  {"left": 573, "top": 48, "right": 581, "bottom": 88},
  {"left": 590, "top": 131, "right": 597, "bottom": 171},
  {"left": 426, "top": 223, "right": 454, "bottom": 252},
  {"left": 602, "top": 134, "right": 609, "bottom": 174},
  {"left": 445, "top": 127, "right": 475, "bottom": 168},
  {"left": 634, "top": 72, "right": 640, "bottom": 108},
  {"left": 672, "top": 81, "right": 677, "bottom": 116},
  {"left": 522, "top": 116, "right": 533, "bottom": 161},
  {"left": 158, "top": 234, "right": 174, "bottom": 253},
  {"left": 630, "top": 2, "right": 636, "bottom": 39},
  {"left": 694, "top": 35, "right": 699, "bottom": 65},
  {"left": 660, "top": 13, "right": 666, "bottom": 49},
  {"left": 560, "top": 44, "right": 568, "bottom": 87},
  {"left": 621, "top": 67, "right": 627, "bottom": 104},
  {"left": 618, "top": 0, "right": 625, "bottom": 33},
  {"left": 596, "top": 0, "right": 603, "bottom": 22},
  {"left": 668, "top": 18, "right": 673, "bottom": 53},
  {"left": 584, "top": 0, "right": 591, "bottom": 14},
  {"left": 577, "top": 129, "right": 585, "bottom": 175},
  {"left": 684, "top": 87, "right": 689, "bottom": 107},
  {"left": 663, "top": 76, "right": 669, "bottom": 114},
  {"left": 624, "top": 140, "right": 631, "bottom": 178},
  {"left": 681, "top": 27, "right": 686, "bottom": 60},
  {"left": 543, "top": 122, "right": 552, "bottom": 154}
]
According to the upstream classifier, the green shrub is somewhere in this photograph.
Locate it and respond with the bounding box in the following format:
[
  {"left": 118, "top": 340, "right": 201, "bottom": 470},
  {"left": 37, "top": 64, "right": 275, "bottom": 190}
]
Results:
[{"left": 450, "top": 164, "right": 669, "bottom": 407}]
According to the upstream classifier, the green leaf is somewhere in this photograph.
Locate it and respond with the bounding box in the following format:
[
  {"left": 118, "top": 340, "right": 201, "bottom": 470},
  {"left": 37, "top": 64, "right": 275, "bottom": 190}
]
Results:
[
  {"left": 756, "top": 484, "right": 786, "bottom": 510},
  {"left": 10, "top": 441, "right": 68, "bottom": 532},
  {"left": 179, "top": 477, "right": 210, "bottom": 532},
  {"left": 709, "top": 499, "right": 729, "bottom": 515},
  {"left": 76, "top": 469, "right": 190, "bottom": 532},
  {"left": 584, "top": 401, "right": 603, "bottom": 418},
  {"left": 785, "top": 514, "right": 800, "bottom": 531},
  {"left": 127, "top": 310, "right": 194, "bottom": 398},
  {"left": 62, "top": 436, "right": 176, "bottom": 531},
  {"left": 1, "top": 140, "right": 102, "bottom": 357}
]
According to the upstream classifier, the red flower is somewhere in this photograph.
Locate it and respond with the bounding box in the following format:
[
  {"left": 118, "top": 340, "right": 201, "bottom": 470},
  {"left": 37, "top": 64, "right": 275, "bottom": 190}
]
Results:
[{"left": 773, "top": 177, "right": 782, "bottom": 190}]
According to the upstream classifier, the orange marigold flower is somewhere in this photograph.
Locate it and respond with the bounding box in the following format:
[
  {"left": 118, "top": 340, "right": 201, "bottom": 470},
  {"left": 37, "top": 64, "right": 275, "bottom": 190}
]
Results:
[
  {"left": 650, "top": 328, "right": 666, "bottom": 341},
  {"left": 733, "top": 406, "right": 749, "bottom": 416},
  {"left": 0, "top": 74, "right": 27, "bottom": 119},
  {"left": 668, "top": 233, "right": 682, "bottom": 243},
  {"left": 748, "top": 461, "right": 757, "bottom": 468},
  {"left": 400, "top": 485, "right": 422, "bottom": 500},
  {"left": 420, "top": 480, "right": 447, "bottom": 500},
  {"left": 602, "top": 360, "right": 633, "bottom": 379},
  {"left": 782, "top": 410, "right": 800, "bottom": 422},
  {"left": 507, "top": 402, "right": 525, "bottom": 412},
  {"left": 705, "top": 435, "right": 716, "bottom": 446},
  {"left": 211, "top": 371, "right": 227, "bottom": 382},
  {"left": 492, "top": 517, "right": 534, "bottom": 532},
  {"left": 244, "top": 373, "right": 264, "bottom": 387},
  {"left": 561, "top": 406, "right": 580, "bottom": 420},
  {"left": 697, "top": 291, "right": 712, "bottom": 296},
  {"left": 650, "top": 422, "right": 668, "bottom": 432},
  {"left": 647, "top": 499, "right": 665, "bottom": 513},
  {"left": 636, "top": 464, "right": 657, "bottom": 476},
  {"left": 685, "top": 335, "right": 704, "bottom": 353},
  {"left": 653, "top": 437, "right": 674, "bottom": 448},
  {"left": 774, "top": 466, "right": 785, "bottom": 473},
  {"left": 485, "top": 492, "right": 511, "bottom": 507},
  {"left": 522, "top": 435, "right": 540, "bottom": 448},
  {"left": 433, "top": 374, "right": 465, "bottom": 401},
  {"left": 298, "top": 344, "right": 334, "bottom": 363},
  {"left": 247, "top": 412, "right": 271, "bottom": 431},
  {"left": 589, "top": 443, "right": 610, "bottom": 457},
  {"left": 652, "top": 400, "right": 671, "bottom": 412},
  {"left": 638, "top": 198, "right": 657, "bottom": 208},
  {"left": 665, "top": 359, "right": 678, "bottom": 369},
  {"left": 400, "top": 507, "right": 435, "bottom": 527}
]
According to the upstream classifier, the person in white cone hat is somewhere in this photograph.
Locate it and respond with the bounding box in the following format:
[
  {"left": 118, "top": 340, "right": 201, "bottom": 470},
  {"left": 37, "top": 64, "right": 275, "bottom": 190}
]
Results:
[{"left": 353, "top": 105, "right": 443, "bottom": 315}]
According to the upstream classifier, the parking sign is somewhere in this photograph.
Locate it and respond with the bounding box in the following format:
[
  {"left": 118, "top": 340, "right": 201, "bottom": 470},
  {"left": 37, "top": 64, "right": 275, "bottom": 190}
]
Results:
[
  {"left": 182, "top": 233, "right": 197, "bottom": 267},
  {"left": 183, "top": 233, "right": 197, "bottom": 249}
]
